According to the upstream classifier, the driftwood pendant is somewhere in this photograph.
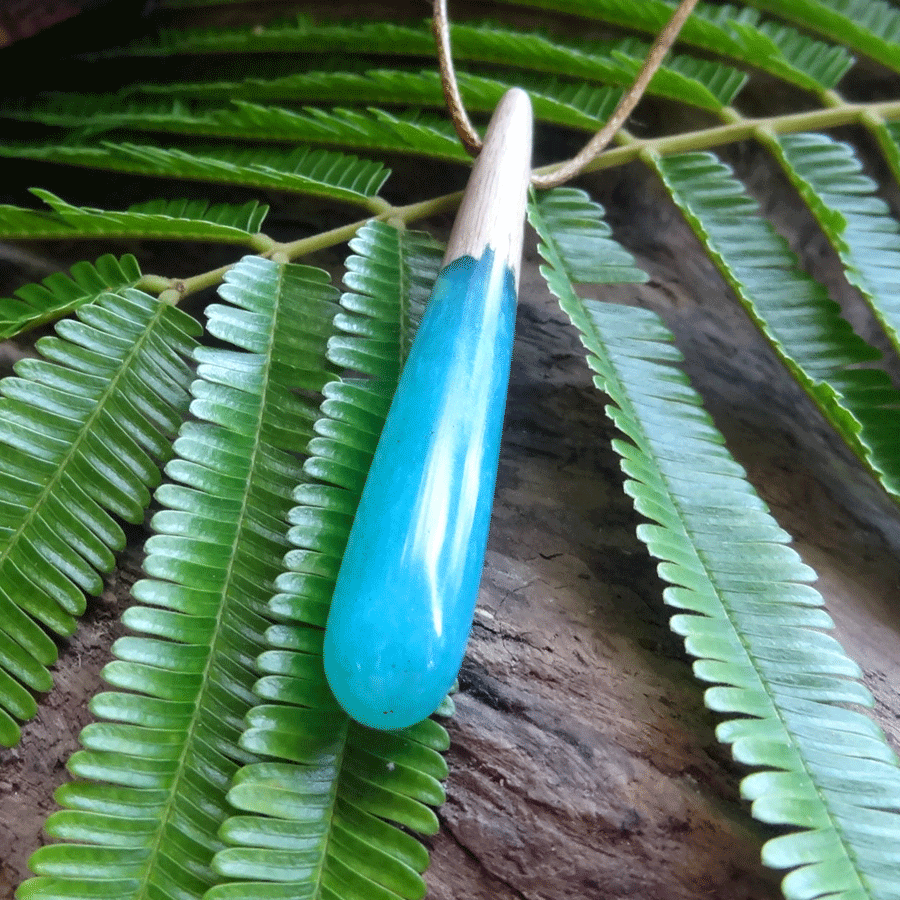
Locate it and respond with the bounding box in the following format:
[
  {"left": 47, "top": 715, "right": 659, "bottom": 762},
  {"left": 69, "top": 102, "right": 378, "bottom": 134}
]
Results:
[{"left": 323, "top": 89, "right": 533, "bottom": 729}]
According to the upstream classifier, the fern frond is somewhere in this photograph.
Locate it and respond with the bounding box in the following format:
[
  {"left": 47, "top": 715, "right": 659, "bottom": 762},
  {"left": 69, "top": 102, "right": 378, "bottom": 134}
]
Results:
[
  {"left": 210, "top": 222, "right": 448, "bottom": 900},
  {"left": 650, "top": 151, "right": 900, "bottom": 500},
  {"left": 335, "top": 220, "right": 442, "bottom": 367},
  {"left": 0, "top": 93, "right": 204, "bottom": 130},
  {"left": 0, "top": 97, "right": 470, "bottom": 162},
  {"left": 748, "top": 0, "right": 900, "bottom": 73},
  {"left": 124, "top": 69, "right": 622, "bottom": 132},
  {"left": 0, "top": 190, "right": 268, "bottom": 244},
  {"left": 527, "top": 187, "right": 650, "bottom": 285},
  {"left": 0, "top": 143, "right": 389, "bottom": 205},
  {"left": 226, "top": 103, "right": 469, "bottom": 161},
  {"left": 0, "top": 291, "right": 199, "bottom": 746},
  {"left": 19, "top": 256, "right": 340, "bottom": 898},
  {"left": 529, "top": 186, "right": 900, "bottom": 900},
  {"left": 660, "top": 53, "right": 747, "bottom": 109},
  {"left": 497, "top": 0, "right": 853, "bottom": 91},
  {"left": 431, "top": 23, "right": 750, "bottom": 107},
  {"left": 764, "top": 132, "right": 900, "bottom": 361},
  {"left": 0, "top": 254, "right": 142, "bottom": 341},
  {"left": 114, "top": 18, "right": 744, "bottom": 110}
]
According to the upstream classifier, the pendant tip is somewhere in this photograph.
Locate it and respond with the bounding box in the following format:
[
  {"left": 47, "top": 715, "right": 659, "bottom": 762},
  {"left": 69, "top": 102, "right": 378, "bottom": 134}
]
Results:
[{"left": 444, "top": 87, "right": 533, "bottom": 282}]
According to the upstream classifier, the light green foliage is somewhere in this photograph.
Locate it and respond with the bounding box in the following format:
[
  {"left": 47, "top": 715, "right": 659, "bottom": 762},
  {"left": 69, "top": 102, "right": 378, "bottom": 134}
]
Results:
[
  {"left": 765, "top": 133, "right": 900, "bottom": 356},
  {"left": 497, "top": 0, "right": 854, "bottom": 90},
  {"left": 651, "top": 151, "right": 900, "bottom": 499},
  {"left": 125, "top": 70, "right": 623, "bottom": 133},
  {"left": 0, "top": 192, "right": 269, "bottom": 243},
  {"left": 0, "top": 290, "right": 199, "bottom": 746},
  {"left": 207, "top": 224, "right": 447, "bottom": 900},
  {"left": 109, "top": 18, "right": 744, "bottom": 109},
  {"left": 3, "top": 3, "right": 900, "bottom": 900},
  {"left": 18, "top": 257, "right": 344, "bottom": 899},
  {"left": 0, "top": 254, "right": 142, "bottom": 339},
  {"left": 0, "top": 100, "right": 469, "bottom": 162},
  {"left": 749, "top": 0, "right": 900, "bottom": 72},
  {"left": 0, "top": 144, "right": 389, "bottom": 204},
  {"left": 529, "top": 188, "right": 900, "bottom": 900}
]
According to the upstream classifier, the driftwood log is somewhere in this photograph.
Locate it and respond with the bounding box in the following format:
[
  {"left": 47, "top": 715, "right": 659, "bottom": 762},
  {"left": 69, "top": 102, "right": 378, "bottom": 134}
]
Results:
[
  {"left": 422, "top": 159, "right": 900, "bottom": 899},
  {"left": 4, "top": 156, "right": 900, "bottom": 898},
  {"left": 2, "top": 8, "right": 900, "bottom": 888}
]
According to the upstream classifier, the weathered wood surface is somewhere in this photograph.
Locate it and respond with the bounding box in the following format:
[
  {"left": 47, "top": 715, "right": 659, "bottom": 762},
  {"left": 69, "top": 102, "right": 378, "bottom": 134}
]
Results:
[
  {"left": 3, "top": 146, "right": 900, "bottom": 900},
  {"left": 422, "top": 164, "right": 900, "bottom": 899}
]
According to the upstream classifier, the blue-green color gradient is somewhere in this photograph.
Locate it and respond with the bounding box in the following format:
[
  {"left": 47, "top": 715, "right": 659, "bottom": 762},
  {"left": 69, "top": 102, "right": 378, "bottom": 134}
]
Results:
[{"left": 323, "top": 249, "right": 516, "bottom": 729}]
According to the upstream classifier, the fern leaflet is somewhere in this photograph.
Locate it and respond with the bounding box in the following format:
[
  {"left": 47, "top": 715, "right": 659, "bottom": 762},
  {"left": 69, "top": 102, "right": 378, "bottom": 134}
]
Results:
[
  {"left": 0, "top": 254, "right": 142, "bottom": 341},
  {"left": 0, "top": 191, "right": 269, "bottom": 244},
  {"left": 18, "top": 256, "right": 340, "bottom": 899},
  {"left": 0, "top": 143, "right": 389, "bottom": 204},
  {"left": 0, "top": 291, "right": 199, "bottom": 746},
  {"left": 210, "top": 222, "right": 448, "bottom": 900},
  {"left": 650, "top": 150, "right": 900, "bottom": 500},
  {"left": 110, "top": 18, "right": 744, "bottom": 110},
  {"left": 529, "top": 186, "right": 900, "bottom": 900},
  {"left": 748, "top": 0, "right": 900, "bottom": 73},
  {"left": 122, "top": 69, "right": 622, "bottom": 133},
  {"left": 764, "top": 132, "right": 900, "bottom": 361},
  {"left": 496, "top": 0, "right": 853, "bottom": 90}
]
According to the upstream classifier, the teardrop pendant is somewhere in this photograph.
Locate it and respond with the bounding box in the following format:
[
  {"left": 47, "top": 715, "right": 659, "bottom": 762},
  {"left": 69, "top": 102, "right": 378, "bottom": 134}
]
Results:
[{"left": 323, "top": 89, "right": 533, "bottom": 730}]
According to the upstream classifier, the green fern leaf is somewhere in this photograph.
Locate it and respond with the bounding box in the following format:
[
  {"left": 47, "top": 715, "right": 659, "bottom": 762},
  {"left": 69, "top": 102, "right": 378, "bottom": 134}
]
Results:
[
  {"left": 18, "top": 256, "right": 340, "bottom": 898},
  {"left": 224, "top": 103, "right": 469, "bottom": 161},
  {"left": 114, "top": 18, "right": 743, "bottom": 110},
  {"left": 382, "top": 22, "right": 748, "bottom": 108},
  {"left": 0, "top": 96, "right": 470, "bottom": 162},
  {"left": 210, "top": 222, "right": 448, "bottom": 900},
  {"left": 745, "top": 20, "right": 853, "bottom": 90},
  {"left": 748, "top": 0, "right": 900, "bottom": 73},
  {"left": 0, "top": 291, "right": 199, "bottom": 747},
  {"left": 0, "top": 205, "right": 81, "bottom": 239},
  {"left": 129, "top": 196, "right": 268, "bottom": 231},
  {"left": 111, "top": 16, "right": 437, "bottom": 56},
  {"left": 499, "top": 0, "right": 853, "bottom": 90},
  {"left": 764, "top": 132, "right": 900, "bottom": 361},
  {"left": 335, "top": 220, "right": 442, "bottom": 367},
  {"left": 123, "top": 69, "right": 622, "bottom": 133},
  {"left": 529, "top": 186, "right": 900, "bottom": 900},
  {"left": 0, "top": 254, "right": 142, "bottom": 340},
  {"left": 0, "top": 93, "right": 201, "bottom": 130},
  {"left": 0, "top": 190, "right": 268, "bottom": 244},
  {"left": 0, "top": 143, "right": 389, "bottom": 205},
  {"left": 650, "top": 150, "right": 900, "bottom": 500},
  {"left": 526, "top": 187, "right": 649, "bottom": 284}
]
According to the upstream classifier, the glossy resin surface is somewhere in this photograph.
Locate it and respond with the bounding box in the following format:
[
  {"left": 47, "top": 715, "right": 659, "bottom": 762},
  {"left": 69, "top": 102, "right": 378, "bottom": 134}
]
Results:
[{"left": 323, "top": 248, "right": 516, "bottom": 729}]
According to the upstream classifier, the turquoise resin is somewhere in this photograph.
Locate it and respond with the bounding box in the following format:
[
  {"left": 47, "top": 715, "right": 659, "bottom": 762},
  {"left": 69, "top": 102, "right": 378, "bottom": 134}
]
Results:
[{"left": 323, "top": 248, "right": 516, "bottom": 729}]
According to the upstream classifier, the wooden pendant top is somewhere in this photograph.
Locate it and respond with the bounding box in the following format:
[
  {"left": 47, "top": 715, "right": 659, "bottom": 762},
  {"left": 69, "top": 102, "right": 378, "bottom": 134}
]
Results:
[{"left": 443, "top": 88, "right": 533, "bottom": 287}]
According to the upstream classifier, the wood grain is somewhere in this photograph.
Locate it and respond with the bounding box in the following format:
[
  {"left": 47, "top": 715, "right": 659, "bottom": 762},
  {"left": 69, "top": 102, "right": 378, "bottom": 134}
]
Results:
[{"left": 443, "top": 88, "right": 533, "bottom": 286}]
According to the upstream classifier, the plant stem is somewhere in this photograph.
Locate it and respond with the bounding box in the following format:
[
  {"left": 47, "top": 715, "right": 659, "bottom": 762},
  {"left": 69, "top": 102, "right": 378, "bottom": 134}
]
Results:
[
  {"left": 572, "top": 98, "right": 900, "bottom": 175},
  {"left": 142, "top": 191, "right": 465, "bottom": 303},
  {"left": 141, "top": 97, "right": 900, "bottom": 303}
]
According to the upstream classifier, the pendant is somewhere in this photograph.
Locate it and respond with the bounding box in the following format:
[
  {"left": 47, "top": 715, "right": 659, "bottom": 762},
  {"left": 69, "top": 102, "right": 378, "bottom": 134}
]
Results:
[{"left": 323, "top": 89, "right": 533, "bottom": 730}]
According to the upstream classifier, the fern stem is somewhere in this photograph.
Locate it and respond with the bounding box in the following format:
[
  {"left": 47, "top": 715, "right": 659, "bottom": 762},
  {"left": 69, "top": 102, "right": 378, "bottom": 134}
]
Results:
[
  {"left": 143, "top": 192, "right": 464, "bottom": 304},
  {"left": 249, "top": 232, "right": 277, "bottom": 254},
  {"left": 169, "top": 262, "right": 235, "bottom": 299},
  {"left": 137, "top": 96, "right": 900, "bottom": 305},
  {"left": 582, "top": 98, "right": 900, "bottom": 173},
  {"left": 135, "top": 274, "right": 171, "bottom": 294}
]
